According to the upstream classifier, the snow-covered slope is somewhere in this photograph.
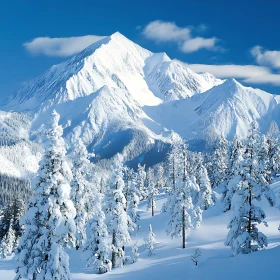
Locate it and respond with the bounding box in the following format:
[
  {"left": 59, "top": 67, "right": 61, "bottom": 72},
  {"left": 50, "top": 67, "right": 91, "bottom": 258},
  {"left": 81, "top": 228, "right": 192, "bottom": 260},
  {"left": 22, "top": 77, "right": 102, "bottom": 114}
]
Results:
[
  {"left": 144, "top": 78, "right": 280, "bottom": 148},
  {"left": 0, "top": 111, "right": 39, "bottom": 178},
  {"left": 1, "top": 180, "right": 280, "bottom": 280}
]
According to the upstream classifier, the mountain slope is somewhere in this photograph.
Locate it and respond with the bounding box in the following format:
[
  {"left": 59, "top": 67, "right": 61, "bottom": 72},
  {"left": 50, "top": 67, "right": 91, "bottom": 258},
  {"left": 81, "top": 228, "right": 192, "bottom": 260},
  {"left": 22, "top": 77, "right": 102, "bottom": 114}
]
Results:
[
  {"left": 144, "top": 78, "right": 280, "bottom": 147},
  {"left": 2, "top": 32, "right": 280, "bottom": 164}
]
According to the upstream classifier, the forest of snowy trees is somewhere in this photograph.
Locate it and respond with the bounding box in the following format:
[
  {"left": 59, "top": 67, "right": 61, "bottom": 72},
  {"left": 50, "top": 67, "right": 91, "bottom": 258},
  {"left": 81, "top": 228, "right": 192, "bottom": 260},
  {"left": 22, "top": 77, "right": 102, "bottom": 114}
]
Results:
[{"left": 1, "top": 111, "right": 280, "bottom": 279}]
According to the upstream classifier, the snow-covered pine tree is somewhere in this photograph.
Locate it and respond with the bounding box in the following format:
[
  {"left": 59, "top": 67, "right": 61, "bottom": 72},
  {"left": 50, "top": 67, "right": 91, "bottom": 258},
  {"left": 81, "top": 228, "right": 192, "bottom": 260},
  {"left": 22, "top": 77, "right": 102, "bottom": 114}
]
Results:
[
  {"left": 131, "top": 242, "right": 139, "bottom": 263},
  {"left": 193, "top": 152, "right": 214, "bottom": 210},
  {"left": 144, "top": 224, "right": 156, "bottom": 256},
  {"left": 155, "top": 163, "right": 166, "bottom": 190},
  {"left": 83, "top": 184, "right": 111, "bottom": 274},
  {"left": 126, "top": 176, "right": 140, "bottom": 233},
  {"left": 15, "top": 110, "right": 76, "bottom": 280},
  {"left": 70, "top": 139, "right": 93, "bottom": 250},
  {"left": 136, "top": 164, "right": 147, "bottom": 201},
  {"left": 207, "top": 136, "right": 228, "bottom": 189},
  {"left": 225, "top": 121, "right": 275, "bottom": 256},
  {"left": 0, "top": 217, "right": 16, "bottom": 258},
  {"left": 106, "top": 154, "right": 131, "bottom": 268},
  {"left": 167, "top": 172, "right": 200, "bottom": 248},
  {"left": 222, "top": 136, "right": 243, "bottom": 212},
  {"left": 146, "top": 167, "right": 158, "bottom": 217},
  {"left": 161, "top": 137, "right": 184, "bottom": 213},
  {"left": 267, "top": 121, "right": 280, "bottom": 177},
  {"left": 258, "top": 134, "right": 271, "bottom": 183},
  {"left": 0, "top": 196, "right": 25, "bottom": 257}
]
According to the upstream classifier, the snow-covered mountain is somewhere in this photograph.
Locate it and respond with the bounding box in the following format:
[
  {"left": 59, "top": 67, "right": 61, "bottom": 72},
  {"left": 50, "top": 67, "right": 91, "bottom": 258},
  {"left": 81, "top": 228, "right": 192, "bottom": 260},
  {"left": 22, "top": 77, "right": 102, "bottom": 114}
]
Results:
[
  {"left": 1, "top": 32, "right": 280, "bottom": 172},
  {"left": 144, "top": 78, "right": 280, "bottom": 148}
]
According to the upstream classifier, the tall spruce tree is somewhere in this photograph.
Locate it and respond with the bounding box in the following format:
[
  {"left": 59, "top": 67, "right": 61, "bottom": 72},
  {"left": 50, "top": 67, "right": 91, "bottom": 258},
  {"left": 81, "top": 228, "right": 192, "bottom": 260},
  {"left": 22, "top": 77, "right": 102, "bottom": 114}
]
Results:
[
  {"left": 105, "top": 154, "right": 131, "bottom": 268},
  {"left": 15, "top": 110, "right": 76, "bottom": 280},
  {"left": 223, "top": 136, "right": 243, "bottom": 211},
  {"left": 267, "top": 121, "right": 280, "bottom": 177},
  {"left": 207, "top": 136, "right": 228, "bottom": 189},
  {"left": 146, "top": 167, "right": 158, "bottom": 217},
  {"left": 83, "top": 184, "right": 111, "bottom": 274},
  {"left": 70, "top": 139, "right": 93, "bottom": 250},
  {"left": 225, "top": 121, "right": 275, "bottom": 256}
]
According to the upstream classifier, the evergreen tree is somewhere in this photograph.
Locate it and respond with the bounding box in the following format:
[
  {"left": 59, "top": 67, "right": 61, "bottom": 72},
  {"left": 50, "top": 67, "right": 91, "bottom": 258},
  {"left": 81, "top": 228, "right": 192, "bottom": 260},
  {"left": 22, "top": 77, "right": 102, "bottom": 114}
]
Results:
[
  {"left": 70, "top": 139, "right": 94, "bottom": 250},
  {"left": 267, "top": 121, "right": 280, "bottom": 178},
  {"left": 126, "top": 177, "right": 140, "bottom": 233},
  {"left": 146, "top": 167, "right": 158, "bottom": 216},
  {"left": 136, "top": 164, "right": 147, "bottom": 201},
  {"left": 193, "top": 153, "right": 214, "bottom": 210},
  {"left": 15, "top": 110, "right": 76, "bottom": 280},
  {"left": 144, "top": 224, "right": 156, "bottom": 256},
  {"left": 223, "top": 136, "right": 243, "bottom": 211},
  {"left": 167, "top": 173, "right": 200, "bottom": 248},
  {"left": 83, "top": 185, "right": 111, "bottom": 274},
  {"left": 131, "top": 242, "right": 139, "bottom": 263},
  {"left": 207, "top": 136, "right": 228, "bottom": 189},
  {"left": 225, "top": 121, "right": 275, "bottom": 256},
  {"left": 106, "top": 154, "right": 131, "bottom": 268},
  {"left": 0, "top": 218, "right": 16, "bottom": 258},
  {"left": 0, "top": 197, "right": 25, "bottom": 257},
  {"left": 155, "top": 163, "right": 166, "bottom": 190}
]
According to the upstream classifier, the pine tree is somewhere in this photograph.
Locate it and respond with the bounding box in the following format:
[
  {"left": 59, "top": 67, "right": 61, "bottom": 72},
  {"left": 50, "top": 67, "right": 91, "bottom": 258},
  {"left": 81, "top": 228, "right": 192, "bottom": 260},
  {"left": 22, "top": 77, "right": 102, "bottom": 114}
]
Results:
[
  {"left": 0, "top": 218, "right": 16, "bottom": 258},
  {"left": 15, "top": 110, "right": 76, "bottom": 280},
  {"left": 0, "top": 197, "right": 25, "bottom": 257},
  {"left": 70, "top": 139, "right": 93, "bottom": 250},
  {"left": 225, "top": 121, "right": 275, "bottom": 256},
  {"left": 193, "top": 153, "right": 214, "bottom": 210},
  {"left": 83, "top": 185, "right": 111, "bottom": 274},
  {"left": 223, "top": 136, "right": 243, "bottom": 212},
  {"left": 161, "top": 138, "right": 183, "bottom": 213},
  {"left": 131, "top": 242, "right": 139, "bottom": 263},
  {"left": 207, "top": 136, "right": 228, "bottom": 189},
  {"left": 155, "top": 163, "right": 166, "bottom": 190},
  {"left": 136, "top": 164, "right": 147, "bottom": 201},
  {"left": 144, "top": 224, "right": 156, "bottom": 256},
  {"left": 106, "top": 154, "right": 131, "bottom": 268},
  {"left": 267, "top": 121, "right": 280, "bottom": 177},
  {"left": 126, "top": 177, "right": 140, "bottom": 233},
  {"left": 146, "top": 167, "right": 158, "bottom": 216}
]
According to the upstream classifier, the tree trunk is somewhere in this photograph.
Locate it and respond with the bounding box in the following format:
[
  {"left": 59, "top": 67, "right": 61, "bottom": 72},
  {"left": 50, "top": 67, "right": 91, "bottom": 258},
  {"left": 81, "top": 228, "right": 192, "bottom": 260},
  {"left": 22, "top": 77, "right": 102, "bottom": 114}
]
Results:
[
  {"left": 112, "top": 231, "right": 117, "bottom": 268},
  {"left": 182, "top": 206, "right": 186, "bottom": 249},
  {"left": 152, "top": 198, "right": 154, "bottom": 217}
]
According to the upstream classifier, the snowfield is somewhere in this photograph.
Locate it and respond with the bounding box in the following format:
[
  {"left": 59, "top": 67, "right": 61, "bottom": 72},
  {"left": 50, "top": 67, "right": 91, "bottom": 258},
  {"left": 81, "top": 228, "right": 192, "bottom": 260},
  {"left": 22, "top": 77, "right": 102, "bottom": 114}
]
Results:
[{"left": 1, "top": 181, "right": 280, "bottom": 280}]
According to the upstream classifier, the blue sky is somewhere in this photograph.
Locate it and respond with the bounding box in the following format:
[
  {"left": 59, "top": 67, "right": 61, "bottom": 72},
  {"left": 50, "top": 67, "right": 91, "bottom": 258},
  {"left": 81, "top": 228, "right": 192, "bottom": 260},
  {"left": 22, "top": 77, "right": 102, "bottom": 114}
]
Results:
[{"left": 1, "top": 0, "right": 280, "bottom": 98}]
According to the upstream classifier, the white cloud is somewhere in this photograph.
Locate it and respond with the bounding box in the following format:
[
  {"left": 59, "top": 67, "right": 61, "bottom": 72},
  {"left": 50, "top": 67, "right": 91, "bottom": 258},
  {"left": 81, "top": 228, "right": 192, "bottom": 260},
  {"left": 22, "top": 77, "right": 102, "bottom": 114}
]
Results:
[
  {"left": 142, "top": 20, "right": 190, "bottom": 42},
  {"left": 23, "top": 35, "right": 106, "bottom": 57},
  {"left": 177, "top": 60, "right": 280, "bottom": 86},
  {"left": 180, "top": 37, "right": 217, "bottom": 53},
  {"left": 142, "top": 20, "right": 220, "bottom": 53},
  {"left": 251, "top": 46, "right": 280, "bottom": 69}
]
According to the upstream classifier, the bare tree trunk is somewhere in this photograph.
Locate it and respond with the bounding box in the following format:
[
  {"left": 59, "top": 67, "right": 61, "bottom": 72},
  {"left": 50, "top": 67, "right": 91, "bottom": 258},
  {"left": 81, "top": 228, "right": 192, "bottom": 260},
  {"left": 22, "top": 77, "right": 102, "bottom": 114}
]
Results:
[
  {"left": 182, "top": 206, "right": 186, "bottom": 249},
  {"left": 112, "top": 231, "right": 117, "bottom": 268},
  {"left": 152, "top": 198, "right": 154, "bottom": 217}
]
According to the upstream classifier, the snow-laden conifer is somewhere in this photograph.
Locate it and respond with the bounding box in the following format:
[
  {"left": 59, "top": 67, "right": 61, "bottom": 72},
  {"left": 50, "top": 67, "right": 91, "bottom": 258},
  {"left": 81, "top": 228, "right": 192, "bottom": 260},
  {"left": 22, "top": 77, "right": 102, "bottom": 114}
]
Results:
[
  {"left": 144, "top": 224, "right": 156, "bottom": 256},
  {"left": 105, "top": 154, "right": 131, "bottom": 268},
  {"left": 15, "top": 110, "right": 76, "bottom": 280},
  {"left": 83, "top": 184, "right": 111, "bottom": 274},
  {"left": 70, "top": 139, "right": 94, "bottom": 249},
  {"left": 225, "top": 121, "right": 275, "bottom": 256},
  {"left": 223, "top": 136, "right": 243, "bottom": 211},
  {"left": 146, "top": 167, "right": 158, "bottom": 216}
]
